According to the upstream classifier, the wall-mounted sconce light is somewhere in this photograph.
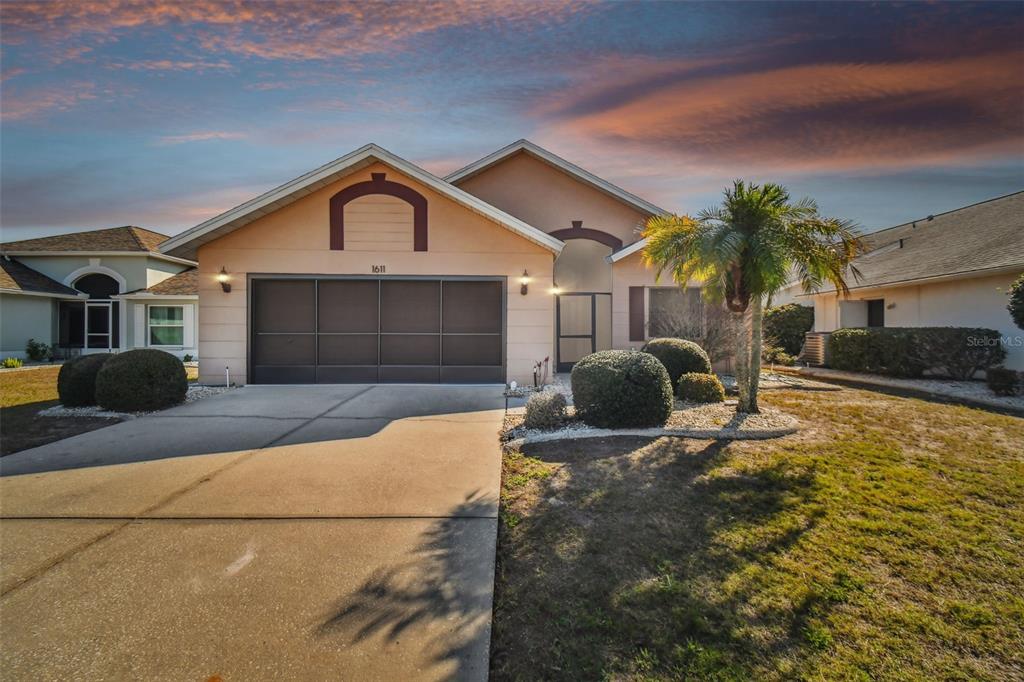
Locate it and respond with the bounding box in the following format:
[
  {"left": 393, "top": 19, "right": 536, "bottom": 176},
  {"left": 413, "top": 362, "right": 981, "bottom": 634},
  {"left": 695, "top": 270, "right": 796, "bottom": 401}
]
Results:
[
  {"left": 886, "top": 302, "right": 896, "bottom": 310},
  {"left": 217, "top": 266, "right": 232, "bottom": 293},
  {"left": 549, "top": 283, "right": 562, "bottom": 296},
  {"left": 519, "top": 269, "right": 530, "bottom": 296}
]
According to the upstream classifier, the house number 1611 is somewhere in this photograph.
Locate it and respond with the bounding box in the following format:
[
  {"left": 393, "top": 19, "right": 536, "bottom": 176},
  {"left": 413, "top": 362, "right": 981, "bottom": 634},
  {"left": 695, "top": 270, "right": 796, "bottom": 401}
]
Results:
[{"left": 372, "top": 265, "right": 386, "bottom": 274}]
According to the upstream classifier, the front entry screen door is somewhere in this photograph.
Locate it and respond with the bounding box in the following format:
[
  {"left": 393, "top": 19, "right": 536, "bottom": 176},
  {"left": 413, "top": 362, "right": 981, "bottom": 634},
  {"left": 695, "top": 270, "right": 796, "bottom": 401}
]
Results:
[{"left": 556, "top": 293, "right": 611, "bottom": 372}]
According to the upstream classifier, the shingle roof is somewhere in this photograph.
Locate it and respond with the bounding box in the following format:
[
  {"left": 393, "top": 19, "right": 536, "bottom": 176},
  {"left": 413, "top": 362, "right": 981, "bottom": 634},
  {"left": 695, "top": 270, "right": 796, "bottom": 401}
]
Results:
[
  {"left": 0, "top": 258, "right": 81, "bottom": 296},
  {"left": 0, "top": 226, "right": 169, "bottom": 253},
  {"left": 137, "top": 268, "right": 198, "bottom": 296},
  {"left": 817, "top": 191, "right": 1024, "bottom": 293}
]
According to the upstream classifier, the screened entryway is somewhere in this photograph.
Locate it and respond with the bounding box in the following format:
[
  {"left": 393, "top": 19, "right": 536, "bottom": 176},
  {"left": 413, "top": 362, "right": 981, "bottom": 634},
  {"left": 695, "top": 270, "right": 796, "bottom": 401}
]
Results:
[
  {"left": 250, "top": 277, "right": 505, "bottom": 384},
  {"left": 58, "top": 273, "right": 121, "bottom": 352},
  {"left": 555, "top": 293, "right": 611, "bottom": 372}
]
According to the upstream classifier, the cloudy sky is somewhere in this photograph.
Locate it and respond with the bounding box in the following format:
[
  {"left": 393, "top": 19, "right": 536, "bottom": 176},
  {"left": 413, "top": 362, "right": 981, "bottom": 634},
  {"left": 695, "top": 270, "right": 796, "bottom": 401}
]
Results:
[{"left": 1, "top": 1, "right": 1022, "bottom": 242}]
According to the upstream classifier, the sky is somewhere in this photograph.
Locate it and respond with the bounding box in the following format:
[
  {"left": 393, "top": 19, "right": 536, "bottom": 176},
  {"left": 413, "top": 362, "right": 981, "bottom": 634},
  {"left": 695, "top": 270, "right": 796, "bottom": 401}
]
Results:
[{"left": 1, "top": 0, "right": 1022, "bottom": 242}]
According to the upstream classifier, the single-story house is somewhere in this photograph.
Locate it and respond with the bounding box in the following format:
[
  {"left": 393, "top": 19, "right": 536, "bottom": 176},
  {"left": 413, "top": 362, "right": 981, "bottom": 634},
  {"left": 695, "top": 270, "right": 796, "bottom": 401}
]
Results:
[
  {"left": 798, "top": 191, "right": 1024, "bottom": 370},
  {"left": 0, "top": 226, "right": 199, "bottom": 360},
  {"left": 159, "top": 140, "right": 707, "bottom": 385}
]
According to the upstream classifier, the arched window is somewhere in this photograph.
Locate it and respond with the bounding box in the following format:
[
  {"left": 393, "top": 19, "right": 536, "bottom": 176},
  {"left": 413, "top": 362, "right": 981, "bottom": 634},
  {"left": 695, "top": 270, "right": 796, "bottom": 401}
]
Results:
[{"left": 73, "top": 273, "right": 120, "bottom": 299}]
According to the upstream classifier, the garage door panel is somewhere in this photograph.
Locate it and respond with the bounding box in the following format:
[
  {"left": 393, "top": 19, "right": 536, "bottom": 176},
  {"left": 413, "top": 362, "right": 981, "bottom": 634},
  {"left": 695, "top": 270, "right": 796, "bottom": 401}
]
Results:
[
  {"left": 380, "top": 281, "right": 440, "bottom": 333},
  {"left": 442, "top": 281, "right": 502, "bottom": 333},
  {"left": 380, "top": 366, "right": 440, "bottom": 383},
  {"left": 442, "top": 334, "right": 502, "bottom": 366},
  {"left": 380, "top": 334, "right": 440, "bottom": 365},
  {"left": 318, "top": 280, "right": 378, "bottom": 333},
  {"left": 316, "top": 366, "right": 378, "bottom": 383},
  {"left": 318, "top": 334, "right": 378, "bottom": 365},
  {"left": 440, "top": 366, "right": 504, "bottom": 383},
  {"left": 254, "top": 335, "right": 315, "bottom": 365},
  {"left": 253, "top": 365, "right": 316, "bottom": 384},
  {"left": 254, "top": 280, "right": 315, "bottom": 333}
]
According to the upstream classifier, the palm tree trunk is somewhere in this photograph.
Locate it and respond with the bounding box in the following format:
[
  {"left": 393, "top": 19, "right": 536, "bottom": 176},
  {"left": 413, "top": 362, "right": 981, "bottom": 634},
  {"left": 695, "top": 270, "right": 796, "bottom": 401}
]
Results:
[
  {"left": 747, "top": 295, "right": 764, "bottom": 413},
  {"left": 733, "top": 307, "right": 751, "bottom": 413}
]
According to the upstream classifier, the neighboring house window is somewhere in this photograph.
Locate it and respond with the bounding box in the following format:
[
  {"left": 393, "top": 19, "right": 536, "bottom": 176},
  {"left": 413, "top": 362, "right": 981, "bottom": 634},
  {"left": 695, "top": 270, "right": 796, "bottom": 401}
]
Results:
[
  {"left": 867, "top": 299, "right": 885, "bottom": 327},
  {"left": 648, "top": 287, "right": 703, "bottom": 338},
  {"left": 148, "top": 306, "right": 184, "bottom": 346}
]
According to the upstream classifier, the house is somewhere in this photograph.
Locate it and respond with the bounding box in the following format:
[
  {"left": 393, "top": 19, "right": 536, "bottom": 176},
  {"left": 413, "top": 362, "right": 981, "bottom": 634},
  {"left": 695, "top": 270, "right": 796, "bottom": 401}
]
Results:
[
  {"left": 801, "top": 191, "right": 1024, "bottom": 370},
  {"left": 0, "top": 226, "right": 199, "bottom": 360},
  {"left": 159, "top": 140, "right": 706, "bottom": 385}
]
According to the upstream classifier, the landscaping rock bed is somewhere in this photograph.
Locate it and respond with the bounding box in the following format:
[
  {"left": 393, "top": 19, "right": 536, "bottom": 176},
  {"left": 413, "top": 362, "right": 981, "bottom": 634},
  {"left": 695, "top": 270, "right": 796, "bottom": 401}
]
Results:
[
  {"left": 502, "top": 399, "right": 798, "bottom": 447},
  {"left": 39, "top": 384, "right": 233, "bottom": 419}
]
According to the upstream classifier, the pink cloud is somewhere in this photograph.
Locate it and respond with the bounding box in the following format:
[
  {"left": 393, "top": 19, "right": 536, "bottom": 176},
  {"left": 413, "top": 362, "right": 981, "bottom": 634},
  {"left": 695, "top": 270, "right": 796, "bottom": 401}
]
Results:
[{"left": 0, "top": 82, "right": 98, "bottom": 121}]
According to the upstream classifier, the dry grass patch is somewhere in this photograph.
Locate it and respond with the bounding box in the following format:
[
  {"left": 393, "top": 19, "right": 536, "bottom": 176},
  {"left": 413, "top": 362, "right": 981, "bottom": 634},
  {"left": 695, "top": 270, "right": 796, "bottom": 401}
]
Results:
[{"left": 492, "top": 385, "right": 1024, "bottom": 680}]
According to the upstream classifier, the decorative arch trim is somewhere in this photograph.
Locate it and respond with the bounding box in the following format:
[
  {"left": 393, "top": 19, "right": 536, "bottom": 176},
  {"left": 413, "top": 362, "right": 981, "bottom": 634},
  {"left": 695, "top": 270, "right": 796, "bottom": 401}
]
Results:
[
  {"left": 548, "top": 220, "right": 623, "bottom": 250},
  {"left": 63, "top": 265, "right": 127, "bottom": 293},
  {"left": 329, "top": 172, "right": 428, "bottom": 251}
]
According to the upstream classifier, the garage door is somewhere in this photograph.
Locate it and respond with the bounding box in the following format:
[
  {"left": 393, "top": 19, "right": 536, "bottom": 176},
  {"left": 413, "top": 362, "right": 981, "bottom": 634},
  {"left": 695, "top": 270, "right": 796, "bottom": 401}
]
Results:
[{"left": 251, "top": 277, "right": 505, "bottom": 384}]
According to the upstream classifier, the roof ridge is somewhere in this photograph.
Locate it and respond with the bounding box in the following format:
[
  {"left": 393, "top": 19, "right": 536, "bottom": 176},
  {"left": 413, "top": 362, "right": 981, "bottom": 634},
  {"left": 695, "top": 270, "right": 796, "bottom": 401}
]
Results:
[{"left": 866, "top": 189, "right": 1024, "bottom": 238}]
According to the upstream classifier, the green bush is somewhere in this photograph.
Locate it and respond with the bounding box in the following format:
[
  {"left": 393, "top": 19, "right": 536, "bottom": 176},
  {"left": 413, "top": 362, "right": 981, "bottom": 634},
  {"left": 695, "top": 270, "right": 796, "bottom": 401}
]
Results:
[
  {"left": 762, "top": 344, "right": 796, "bottom": 366},
  {"left": 641, "top": 338, "right": 712, "bottom": 387},
  {"left": 986, "top": 367, "right": 1020, "bottom": 397},
  {"left": 57, "top": 353, "right": 113, "bottom": 406},
  {"left": 828, "top": 327, "right": 1005, "bottom": 379},
  {"left": 2, "top": 357, "right": 23, "bottom": 369},
  {"left": 570, "top": 350, "right": 673, "bottom": 428},
  {"left": 25, "top": 339, "right": 51, "bottom": 362},
  {"left": 676, "top": 372, "right": 726, "bottom": 403},
  {"left": 524, "top": 390, "right": 567, "bottom": 430},
  {"left": 95, "top": 349, "right": 188, "bottom": 412},
  {"left": 764, "top": 304, "right": 814, "bottom": 355},
  {"left": 1009, "top": 274, "right": 1024, "bottom": 331}
]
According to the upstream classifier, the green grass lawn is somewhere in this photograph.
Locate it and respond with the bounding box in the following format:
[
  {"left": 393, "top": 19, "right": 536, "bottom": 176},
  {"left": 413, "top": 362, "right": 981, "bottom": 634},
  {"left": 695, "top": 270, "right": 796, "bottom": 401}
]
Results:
[{"left": 493, "top": 383, "right": 1024, "bottom": 680}]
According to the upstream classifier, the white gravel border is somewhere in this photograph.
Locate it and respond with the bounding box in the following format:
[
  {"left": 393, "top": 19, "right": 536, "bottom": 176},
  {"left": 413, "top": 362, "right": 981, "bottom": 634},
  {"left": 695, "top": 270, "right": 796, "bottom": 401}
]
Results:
[{"left": 38, "top": 385, "right": 233, "bottom": 419}]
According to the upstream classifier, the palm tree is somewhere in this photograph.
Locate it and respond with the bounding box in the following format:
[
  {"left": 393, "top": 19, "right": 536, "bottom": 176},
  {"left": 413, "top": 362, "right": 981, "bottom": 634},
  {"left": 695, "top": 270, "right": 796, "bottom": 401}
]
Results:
[{"left": 643, "top": 181, "right": 862, "bottom": 413}]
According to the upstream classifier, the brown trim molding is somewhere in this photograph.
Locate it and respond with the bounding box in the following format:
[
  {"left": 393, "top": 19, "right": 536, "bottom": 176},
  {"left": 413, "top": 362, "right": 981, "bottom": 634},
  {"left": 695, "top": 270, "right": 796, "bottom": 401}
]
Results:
[
  {"left": 548, "top": 220, "right": 623, "bottom": 250},
  {"left": 329, "top": 172, "right": 428, "bottom": 251},
  {"left": 628, "top": 286, "right": 645, "bottom": 341}
]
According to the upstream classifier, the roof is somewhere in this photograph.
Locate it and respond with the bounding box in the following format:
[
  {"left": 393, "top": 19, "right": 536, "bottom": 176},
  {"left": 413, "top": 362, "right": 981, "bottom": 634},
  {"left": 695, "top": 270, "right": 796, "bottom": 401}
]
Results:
[
  {"left": 607, "top": 239, "right": 648, "bottom": 263},
  {"left": 0, "top": 257, "right": 83, "bottom": 297},
  {"left": 160, "top": 143, "right": 565, "bottom": 259},
  {"left": 1, "top": 226, "right": 170, "bottom": 253},
  {"left": 812, "top": 191, "right": 1024, "bottom": 294},
  {"left": 121, "top": 268, "right": 198, "bottom": 296},
  {"left": 445, "top": 139, "right": 668, "bottom": 217}
]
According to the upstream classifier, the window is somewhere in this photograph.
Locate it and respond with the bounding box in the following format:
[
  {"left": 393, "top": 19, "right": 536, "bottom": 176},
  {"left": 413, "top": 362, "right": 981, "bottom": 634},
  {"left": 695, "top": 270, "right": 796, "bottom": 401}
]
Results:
[
  {"left": 649, "top": 288, "right": 702, "bottom": 338},
  {"left": 149, "top": 306, "right": 184, "bottom": 346}
]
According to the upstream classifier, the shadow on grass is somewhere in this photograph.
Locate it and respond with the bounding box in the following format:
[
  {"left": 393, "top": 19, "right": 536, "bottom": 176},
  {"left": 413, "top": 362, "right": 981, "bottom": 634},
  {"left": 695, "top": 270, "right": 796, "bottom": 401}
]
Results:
[
  {"left": 491, "top": 436, "right": 830, "bottom": 680},
  {"left": 316, "top": 492, "right": 496, "bottom": 679},
  {"left": 0, "top": 400, "right": 122, "bottom": 457}
]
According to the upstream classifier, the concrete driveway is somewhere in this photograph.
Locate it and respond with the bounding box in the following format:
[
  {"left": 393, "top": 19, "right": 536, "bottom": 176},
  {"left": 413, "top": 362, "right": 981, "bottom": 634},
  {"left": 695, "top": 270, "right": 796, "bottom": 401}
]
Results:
[{"left": 0, "top": 384, "right": 505, "bottom": 681}]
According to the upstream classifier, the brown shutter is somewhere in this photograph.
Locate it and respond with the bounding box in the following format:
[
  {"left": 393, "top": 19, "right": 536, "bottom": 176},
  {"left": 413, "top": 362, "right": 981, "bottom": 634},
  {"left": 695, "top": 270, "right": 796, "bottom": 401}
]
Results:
[{"left": 628, "top": 287, "right": 645, "bottom": 341}]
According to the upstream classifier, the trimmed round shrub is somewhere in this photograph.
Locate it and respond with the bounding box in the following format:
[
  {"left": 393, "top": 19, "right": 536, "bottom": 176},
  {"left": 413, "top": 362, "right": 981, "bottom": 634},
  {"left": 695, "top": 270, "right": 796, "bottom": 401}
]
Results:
[
  {"left": 57, "top": 353, "right": 113, "bottom": 406},
  {"left": 95, "top": 349, "right": 187, "bottom": 412},
  {"left": 570, "top": 350, "right": 673, "bottom": 428},
  {"left": 641, "top": 338, "right": 712, "bottom": 387},
  {"left": 987, "top": 367, "right": 1020, "bottom": 397},
  {"left": 524, "top": 390, "right": 567, "bottom": 430},
  {"left": 676, "top": 372, "right": 725, "bottom": 403}
]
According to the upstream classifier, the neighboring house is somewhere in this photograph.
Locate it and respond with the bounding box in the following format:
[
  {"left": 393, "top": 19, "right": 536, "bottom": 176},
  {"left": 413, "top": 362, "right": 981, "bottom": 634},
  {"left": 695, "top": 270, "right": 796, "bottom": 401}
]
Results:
[
  {"left": 0, "top": 226, "right": 199, "bottom": 360},
  {"left": 159, "top": 140, "right": 707, "bottom": 385},
  {"left": 802, "top": 191, "right": 1024, "bottom": 370}
]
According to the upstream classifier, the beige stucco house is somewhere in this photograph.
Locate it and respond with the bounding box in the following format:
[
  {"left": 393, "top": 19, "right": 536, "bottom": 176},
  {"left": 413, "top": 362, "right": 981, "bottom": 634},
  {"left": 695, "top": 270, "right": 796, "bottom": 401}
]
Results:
[
  {"left": 0, "top": 227, "right": 199, "bottom": 360},
  {"left": 797, "top": 192, "right": 1024, "bottom": 370},
  {"left": 159, "top": 140, "right": 704, "bottom": 385}
]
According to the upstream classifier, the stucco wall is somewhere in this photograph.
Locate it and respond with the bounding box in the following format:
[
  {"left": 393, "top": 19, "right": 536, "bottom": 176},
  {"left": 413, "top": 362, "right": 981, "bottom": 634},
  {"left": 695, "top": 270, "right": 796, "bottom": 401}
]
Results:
[
  {"left": 195, "top": 161, "right": 556, "bottom": 385},
  {"left": 555, "top": 240, "right": 612, "bottom": 293},
  {"left": 811, "top": 272, "right": 1024, "bottom": 370},
  {"left": 0, "top": 293, "right": 55, "bottom": 358},
  {"left": 455, "top": 151, "right": 649, "bottom": 244}
]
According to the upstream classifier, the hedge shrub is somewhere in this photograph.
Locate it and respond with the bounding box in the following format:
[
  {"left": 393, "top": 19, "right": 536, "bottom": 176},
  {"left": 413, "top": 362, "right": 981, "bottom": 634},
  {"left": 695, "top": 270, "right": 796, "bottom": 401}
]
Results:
[
  {"left": 828, "top": 327, "right": 1005, "bottom": 379},
  {"left": 986, "top": 367, "right": 1020, "bottom": 397},
  {"left": 570, "top": 350, "right": 673, "bottom": 428},
  {"left": 641, "top": 338, "right": 712, "bottom": 387},
  {"left": 95, "top": 349, "right": 188, "bottom": 412},
  {"left": 524, "top": 390, "right": 567, "bottom": 430},
  {"left": 25, "top": 339, "right": 51, "bottom": 362},
  {"left": 2, "top": 357, "right": 23, "bottom": 369},
  {"left": 676, "top": 372, "right": 725, "bottom": 403},
  {"left": 1008, "top": 273, "right": 1024, "bottom": 331},
  {"left": 57, "top": 353, "right": 113, "bottom": 406},
  {"left": 764, "top": 304, "right": 815, "bottom": 355}
]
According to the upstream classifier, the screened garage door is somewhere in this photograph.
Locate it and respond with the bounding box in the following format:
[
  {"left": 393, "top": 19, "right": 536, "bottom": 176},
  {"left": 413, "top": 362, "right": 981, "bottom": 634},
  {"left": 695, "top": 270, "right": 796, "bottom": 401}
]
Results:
[{"left": 251, "top": 278, "right": 505, "bottom": 384}]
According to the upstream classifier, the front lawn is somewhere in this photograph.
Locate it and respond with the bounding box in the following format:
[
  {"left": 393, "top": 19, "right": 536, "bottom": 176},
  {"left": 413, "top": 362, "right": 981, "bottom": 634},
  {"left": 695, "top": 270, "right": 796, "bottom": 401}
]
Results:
[
  {"left": 0, "top": 363, "right": 199, "bottom": 456},
  {"left": 493, "top": 383, "right": 1024, "bottom": 680}
]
